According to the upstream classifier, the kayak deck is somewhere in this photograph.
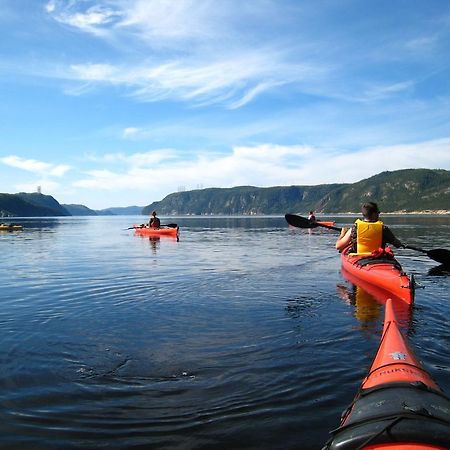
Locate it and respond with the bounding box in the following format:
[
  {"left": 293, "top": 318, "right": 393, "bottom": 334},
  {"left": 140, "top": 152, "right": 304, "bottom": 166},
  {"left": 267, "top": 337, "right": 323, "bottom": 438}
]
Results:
[
  {"left": 340, "top": 250, "right": 414, "bottom": 306},
  {"left": 324, "top": 299, "right": 450, "bottom": 450}
]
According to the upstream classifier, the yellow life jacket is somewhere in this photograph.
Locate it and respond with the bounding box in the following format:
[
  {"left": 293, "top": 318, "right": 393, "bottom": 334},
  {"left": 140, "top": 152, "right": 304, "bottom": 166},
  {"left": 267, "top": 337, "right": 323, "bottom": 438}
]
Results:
[{"left": 351, "top": 219, "right": 383, "bottom": 256}]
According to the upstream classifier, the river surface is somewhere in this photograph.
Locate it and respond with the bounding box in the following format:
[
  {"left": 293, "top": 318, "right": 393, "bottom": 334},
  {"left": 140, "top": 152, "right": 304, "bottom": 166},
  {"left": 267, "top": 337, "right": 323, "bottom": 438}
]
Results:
[{"left": 0, "top": 215, "right": 449, "bottom": 450}]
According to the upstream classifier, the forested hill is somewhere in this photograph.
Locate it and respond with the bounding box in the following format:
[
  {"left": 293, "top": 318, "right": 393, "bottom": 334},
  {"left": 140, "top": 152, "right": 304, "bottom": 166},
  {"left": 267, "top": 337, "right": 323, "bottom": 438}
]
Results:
[
  {"left": 143, "top": 169, "right": 450, "bottom": 215},
  {"left": 0, "top": 193, "right": 71, "bottom": 217}
]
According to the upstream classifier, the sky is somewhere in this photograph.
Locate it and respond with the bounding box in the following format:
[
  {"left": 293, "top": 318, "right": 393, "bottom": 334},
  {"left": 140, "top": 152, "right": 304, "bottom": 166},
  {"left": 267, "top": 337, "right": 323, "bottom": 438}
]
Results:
[{"left": 1, "top": 0, "right": 450, "bottom": 210}]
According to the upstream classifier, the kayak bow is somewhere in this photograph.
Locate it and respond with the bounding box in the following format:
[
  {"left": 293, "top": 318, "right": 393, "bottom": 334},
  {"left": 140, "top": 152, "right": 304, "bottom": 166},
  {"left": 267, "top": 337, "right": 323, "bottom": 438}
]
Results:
[{"left": 323, "top": 298, "right": 450, "bottom": 450}]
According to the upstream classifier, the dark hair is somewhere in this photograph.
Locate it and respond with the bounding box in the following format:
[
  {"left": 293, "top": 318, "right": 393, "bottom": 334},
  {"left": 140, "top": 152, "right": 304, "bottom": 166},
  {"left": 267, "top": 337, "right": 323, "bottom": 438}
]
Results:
[{"left": 361, "top": 202, "right": 380, "bottom": 219}]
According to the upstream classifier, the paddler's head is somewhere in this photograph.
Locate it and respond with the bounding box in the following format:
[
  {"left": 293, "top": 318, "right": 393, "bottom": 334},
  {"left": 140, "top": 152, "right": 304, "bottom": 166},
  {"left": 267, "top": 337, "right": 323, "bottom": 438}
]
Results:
[{"left": 361, "top": 202, "right": 380, "bottom": 221}]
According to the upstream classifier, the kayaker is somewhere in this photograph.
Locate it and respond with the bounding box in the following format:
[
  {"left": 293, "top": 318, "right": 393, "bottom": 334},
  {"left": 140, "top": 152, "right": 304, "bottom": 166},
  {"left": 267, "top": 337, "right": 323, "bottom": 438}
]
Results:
[
  {"left": 335, "top": 202, "right": 403, "bottom": 253},
  {"left": 308, "top": 211, "right": 316, "bottom": 221},
  {"left": 148, "top": 211, "right": 161, "bottom": 229}
]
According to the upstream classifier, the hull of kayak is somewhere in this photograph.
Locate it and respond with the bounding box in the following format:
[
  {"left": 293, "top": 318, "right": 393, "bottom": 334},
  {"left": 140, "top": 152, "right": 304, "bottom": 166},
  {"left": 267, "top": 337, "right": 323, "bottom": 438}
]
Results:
[
  {"left": 0, "top": 224, "right": 23, "bottom": 230},
  {"left": 324, "top": 299, "right": 450, "bottom": 450},
  {"left": 340, "top": 250, "right": 414, "bottom": 306},
  {"left": 134, "top": 225, "right": 179, "bottom": 237}
]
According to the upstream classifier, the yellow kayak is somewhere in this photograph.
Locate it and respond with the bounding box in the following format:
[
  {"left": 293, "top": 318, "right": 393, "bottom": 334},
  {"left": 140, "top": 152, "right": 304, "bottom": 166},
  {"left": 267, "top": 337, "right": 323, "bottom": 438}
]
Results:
[{"left": 0, "top": 224, "right": 23, "bottom": 231}]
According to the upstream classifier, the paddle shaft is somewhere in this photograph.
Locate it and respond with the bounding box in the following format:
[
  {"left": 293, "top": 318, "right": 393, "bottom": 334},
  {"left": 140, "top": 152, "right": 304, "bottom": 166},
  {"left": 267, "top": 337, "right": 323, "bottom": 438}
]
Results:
[
  {"left": 285, "top": 213, "right": 342, "bottom": 231},
  {"left": 405, "top": 244, "right": 427, "bottom": 254}
]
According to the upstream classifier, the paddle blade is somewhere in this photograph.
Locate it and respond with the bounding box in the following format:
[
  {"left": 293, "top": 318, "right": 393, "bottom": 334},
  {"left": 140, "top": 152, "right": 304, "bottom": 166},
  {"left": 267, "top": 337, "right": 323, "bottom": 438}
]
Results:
[
  {"left": 405, "top": 244, "right": 450, "bottom": 266},
  {"left": 164, "top": 223, "right": 178, "bottom": 228},
  {"left": 285, "top": 214, "right": 317, "bottom": 229},
  {"left": 427, "top": 249, "right": 450, "bottom": 266}
]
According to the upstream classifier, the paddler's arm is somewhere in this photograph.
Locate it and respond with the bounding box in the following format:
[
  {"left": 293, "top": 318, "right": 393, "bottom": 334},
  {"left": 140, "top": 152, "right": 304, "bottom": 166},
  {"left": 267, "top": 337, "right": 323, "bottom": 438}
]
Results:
[
  {"left": 382, "top": 226, "right": 403, "bottom": 248},
  {"left": 336, "top": 227, "right": 352, "bottom": 252}
]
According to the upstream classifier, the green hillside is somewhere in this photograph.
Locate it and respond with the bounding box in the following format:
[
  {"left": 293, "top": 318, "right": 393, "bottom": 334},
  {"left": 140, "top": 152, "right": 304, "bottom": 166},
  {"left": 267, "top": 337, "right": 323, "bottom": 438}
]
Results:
[
  {"left": 0, "top": 193, "right": 70, "bottom": 217},
  {"left": 318, "top": 169, "right": 450, "bottom": 212}
]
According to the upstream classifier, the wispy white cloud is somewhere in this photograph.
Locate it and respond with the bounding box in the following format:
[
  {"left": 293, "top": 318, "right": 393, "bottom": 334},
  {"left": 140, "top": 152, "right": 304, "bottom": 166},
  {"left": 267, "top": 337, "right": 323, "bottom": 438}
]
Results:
[
  {"left": 46, "top": 0, "right": 237, "bottom": 43},
  {"left": 0, "top": 155, "right": 71, "bottom": 177},
  {"left": 122, "top": 127, "right": 142, "bottom": 138},
  {"left": 405, "top": 36, "right": 438, "bottom": 52},
  {"left": 362, "top": 80, "right": 415, "bottom": 102},
  {"left": 42, "top": 0, "right": 321, "bottom": 108},
  {"left": 46, "top": 1, "right": 121, "bottom": 36},
  {"left": 66, "top": 52, "right": 314, "bottom": 108},
  {"left": 301, "top": 138, "right": 450, "bottom": 184},
  {"left": 117, "top": 0, "right": 221, "bottom": 42},
  {"left": 81, "top": 149, "right": 177, "bottom": 166}
]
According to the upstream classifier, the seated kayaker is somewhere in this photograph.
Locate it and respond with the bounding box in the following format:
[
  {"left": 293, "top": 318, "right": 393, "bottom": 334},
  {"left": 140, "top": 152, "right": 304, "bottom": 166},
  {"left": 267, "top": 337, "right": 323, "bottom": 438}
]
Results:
[
  {"left": 308, "top": 210, "right": 316, "bottom": 221},
  {"left": 335, "top": 202, "right": 403, "bottom": 255},
  {"left": 148, "top": 210, "right": 161, "bottom": 229}
]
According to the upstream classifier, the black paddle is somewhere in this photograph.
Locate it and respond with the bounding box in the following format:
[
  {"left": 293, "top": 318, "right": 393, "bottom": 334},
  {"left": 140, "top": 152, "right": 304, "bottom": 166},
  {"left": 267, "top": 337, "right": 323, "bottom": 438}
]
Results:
[
  {"left": 125, "top": 223, "right": 178, "bottom": 230},
  {"left": 404, "top": 244, "right": 450, "bottom": 266},
  {"left": 285, "top": 213, "right": 342, "bottom": 231},
  {"left": 285, "top": 213, "right": 450, "bottom": 266}
]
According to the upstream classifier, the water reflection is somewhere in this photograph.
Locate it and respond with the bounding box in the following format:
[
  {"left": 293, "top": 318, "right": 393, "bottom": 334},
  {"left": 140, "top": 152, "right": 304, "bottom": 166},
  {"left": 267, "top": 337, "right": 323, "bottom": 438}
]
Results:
[
  {"left": 148, "top": 236, "right": 160, "bottom": 253},
  {"left": 336, "top": 283, "right": 381, "bottom": 328},
  {"left": 338, "top": 269, "right": 412, "bottom": 330}
]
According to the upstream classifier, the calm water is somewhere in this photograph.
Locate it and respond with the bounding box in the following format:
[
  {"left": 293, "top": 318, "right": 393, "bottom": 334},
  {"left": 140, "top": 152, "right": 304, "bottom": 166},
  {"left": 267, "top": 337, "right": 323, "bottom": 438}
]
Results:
[{"left": 0, "top": 215, "right": 449, "bottom": 450}]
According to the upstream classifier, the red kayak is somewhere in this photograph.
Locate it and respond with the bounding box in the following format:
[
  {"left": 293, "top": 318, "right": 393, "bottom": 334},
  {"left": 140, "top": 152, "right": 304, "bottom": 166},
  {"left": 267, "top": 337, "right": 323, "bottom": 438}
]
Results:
[
  {"left": 133, "top": 225, "right": 179, "bottom": 237},
  {"left": 340, "top": 249, "right": 414, "bottom": 306},
  {"left": 324, "top": 298, "right": 450, "bottom": 449}
]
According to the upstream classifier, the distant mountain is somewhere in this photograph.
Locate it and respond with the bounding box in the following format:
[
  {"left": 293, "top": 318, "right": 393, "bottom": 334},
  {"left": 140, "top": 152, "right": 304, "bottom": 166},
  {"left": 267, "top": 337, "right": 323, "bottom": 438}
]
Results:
[
  {"left": 63, "top": 204, "right": 98, "bottom": 216},
  {"left": 143, "top": 169, "right": 450, "bottom": 215},
  {"left": 0, "top": 192, "right": 71, "bottom": 217},
  {"left": 97, "top": 206, "right": 144, "bottom": 215}
]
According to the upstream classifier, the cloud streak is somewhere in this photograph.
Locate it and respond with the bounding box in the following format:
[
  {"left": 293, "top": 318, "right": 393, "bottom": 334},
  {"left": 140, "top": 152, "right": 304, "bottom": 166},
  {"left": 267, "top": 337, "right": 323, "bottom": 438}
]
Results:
[
  {"left": 67, "top": 53, "right": 314, "bottom": 108},
  {"left": 0, "top": 156, "right": 71, "bottom": 177}
]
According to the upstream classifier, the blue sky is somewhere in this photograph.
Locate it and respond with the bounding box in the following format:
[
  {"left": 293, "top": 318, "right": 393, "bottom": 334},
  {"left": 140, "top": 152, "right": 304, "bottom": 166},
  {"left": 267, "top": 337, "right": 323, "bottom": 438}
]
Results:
[{"left": 1, "top": 0, "right": 450, "bottom": 209}]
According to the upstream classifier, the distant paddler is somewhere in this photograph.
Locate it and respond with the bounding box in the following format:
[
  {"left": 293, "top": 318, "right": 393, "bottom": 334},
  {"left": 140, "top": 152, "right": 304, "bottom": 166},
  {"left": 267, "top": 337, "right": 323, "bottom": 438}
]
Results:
[{"left": 148, "top": 211, "right": 161, "bottom": 229}]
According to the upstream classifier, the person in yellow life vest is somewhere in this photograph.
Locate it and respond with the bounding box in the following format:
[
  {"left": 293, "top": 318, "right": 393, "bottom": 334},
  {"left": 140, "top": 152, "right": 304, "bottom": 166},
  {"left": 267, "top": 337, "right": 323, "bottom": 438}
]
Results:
[
  {"left": 148, "top": 211, "right": 161, "bottom": 229},
  {"left": 335, "top": 202, "right": 403, "bottom": 254}
]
